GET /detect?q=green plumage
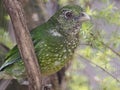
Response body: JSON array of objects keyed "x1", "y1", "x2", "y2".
[{"x1": 0, "y1": 5, "x2": 90, "y2": 79}]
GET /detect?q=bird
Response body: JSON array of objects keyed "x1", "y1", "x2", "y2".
[{"x1": 0, "y1": 5, "x2": 90, "y2": 79}]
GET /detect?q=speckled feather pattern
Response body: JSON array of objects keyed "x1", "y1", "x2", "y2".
[{"x1": 0, "y1": 5, "x2": 89, "y2": 78}]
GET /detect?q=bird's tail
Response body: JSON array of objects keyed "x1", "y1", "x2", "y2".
[
  {"x1": 0, "y1": 45, "x2": 21, "y2": 79},
  {"x1": 0, "y1": 45, "x2": 20, "y2": 71}
]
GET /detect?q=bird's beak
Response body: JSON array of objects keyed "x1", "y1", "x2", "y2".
[{"x1": 79, "y1": 12, "x2": 90, "y2": 22}]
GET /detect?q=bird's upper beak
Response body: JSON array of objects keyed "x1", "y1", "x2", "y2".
[{"x1": 79, "y1": 12, "x2": 90, "y2": 22}]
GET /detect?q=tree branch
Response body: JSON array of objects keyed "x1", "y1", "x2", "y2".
[{"x1": 3, "y1": 0, "x2": 42, "y2": 90}]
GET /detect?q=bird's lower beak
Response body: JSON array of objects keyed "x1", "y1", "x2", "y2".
[{"x1": 79, "y1": 12, "x2": 90, "y2": 22}]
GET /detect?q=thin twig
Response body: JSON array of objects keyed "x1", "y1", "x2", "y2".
[
  {"x1": 78, "y1": 54, "x2": 120, "y2": 82},
  {"x1": 102, "y1": 42, "x2": 120, "y2": 58},
  {"x1": 86, "y1": 31, "x2": 120, "y2": 58}
]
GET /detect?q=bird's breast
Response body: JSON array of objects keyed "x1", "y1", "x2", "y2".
[{"x1": 39, "y1": 36, "x2": 80, "y2": 76}]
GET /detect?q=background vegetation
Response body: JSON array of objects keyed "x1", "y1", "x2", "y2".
[{"x1": 0, "y1": 0, "x2": 120, "y2": 90}]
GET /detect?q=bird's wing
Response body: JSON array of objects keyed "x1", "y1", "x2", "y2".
[
  {"x1": 0, "y1": 23, "x2": 48, "y2": 71},
  {"x1": 0, "y1": 45, "x2": 20, "y2": 71}
]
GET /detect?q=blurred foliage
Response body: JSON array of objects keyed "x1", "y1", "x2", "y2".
[
  {"x1": 0, "y1": 1, "x2": 13, "y2": 66},
  {"x1": 0, "y1": 28, "x2": 13, "y2": 66},
  {"x1": 0, "y1": 0, "x2": 120, "y2": 90},
  {"x1": 0, "y1": 28, "x2": 13, "y2": 48},
  {"x1": 0, "y1": 0, "x2": 8, "y2": 30}
]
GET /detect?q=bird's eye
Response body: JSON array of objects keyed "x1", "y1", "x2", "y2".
[
  {"x1": 80, "y1": 12, "x2": 85, "y2": 17},
  {"x1": 65, "y1": 11, "x2": 73, "y2": 19}
]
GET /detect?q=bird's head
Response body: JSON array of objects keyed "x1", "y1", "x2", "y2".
[{"x1": 50, "y1": 5, "x2": 90, "y2": 37}]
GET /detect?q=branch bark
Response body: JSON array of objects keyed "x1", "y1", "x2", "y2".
[{"x1": 3, "y1": 0, "x2": 42, "y2": 90}]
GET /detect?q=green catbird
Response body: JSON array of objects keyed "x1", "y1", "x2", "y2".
[{"x1": 0, "y1": 5, "x2": 90, "y2": 79}]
